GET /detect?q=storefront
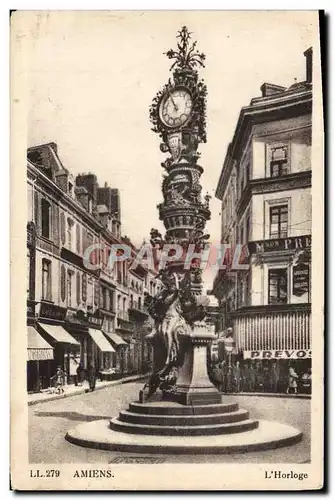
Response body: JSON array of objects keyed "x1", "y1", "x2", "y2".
[
  {"x1": 27, "y1": 325, "x2": 54, "y2": 392},
  {"x1": 36, "y1": 302, "x2": 80, "y2": 386},
  {"x1": 101, "y1": 331, "x2": 128, "y2": 375},
  {"x1": 242, "y1": 349, "x2": 311, "y2": 393}
]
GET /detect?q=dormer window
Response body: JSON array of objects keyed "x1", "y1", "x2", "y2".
[{"x1": 68, "y1": 182, "x2": 73, "y2": 197}]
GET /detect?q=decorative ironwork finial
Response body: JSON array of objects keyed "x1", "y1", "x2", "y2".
[{"x1": 164, "y1": 26, "x2": 206, "y2": 72}]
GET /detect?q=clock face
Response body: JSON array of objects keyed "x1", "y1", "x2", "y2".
[{"x1": 159, "y1": 87, "x2": 193, "y2": 128}]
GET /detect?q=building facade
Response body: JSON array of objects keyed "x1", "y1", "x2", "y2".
[
  {"x1": 27, "y1": 142, "x2": 156, "y2": 392},
  {"x1": 213, "y1": 49, "x2": 312, "y2": 377}
]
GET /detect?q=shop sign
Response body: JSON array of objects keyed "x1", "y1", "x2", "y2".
[
  {"x1": 244, "y1": 349, "x2": 311, "y2": 360},
  {"x1": 292, "y1": 264, "x2": 309, "y2": 297},
  {"x1": 87, "y1": 313, "x2": 104, "y2": 328},
  {"x1": 39, "y1": 302, "x2": 67, "y2": 322},
  {"x1": 249, "y1": 235, "x2": 311, "y2": 254}
]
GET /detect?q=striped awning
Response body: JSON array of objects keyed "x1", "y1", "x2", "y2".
[
  {"x1": 38, "y1": 323, "x2": 80, "y2": 346},
  {"x1": 88, "y1": 328, "x2": 115, "y2": 353},
  {"x1": 102, "y1": 331, "x2": 128, "y2": 347},
  {"x1": 27, "y1": 326, "x2": 54, "y2": 361}
]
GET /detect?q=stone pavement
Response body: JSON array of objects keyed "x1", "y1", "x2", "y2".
[
  {"x1": 28, "y1": 373, "x2": 148, "y2": 406},
  {"x1": 29, "y1": 382, "x2": 311, "y2": 463}
]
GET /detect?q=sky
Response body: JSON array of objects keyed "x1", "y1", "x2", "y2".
[{"x1": 25, "y1": 10, "x2": 317, "y2": 288}]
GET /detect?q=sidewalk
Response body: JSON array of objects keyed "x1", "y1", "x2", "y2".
[
  {"x1": 227, "y1": 391, "x2": 311, "y2": 399},
  {"x1": 28, "y1": 373, "x2": 148, "y2": 406}
]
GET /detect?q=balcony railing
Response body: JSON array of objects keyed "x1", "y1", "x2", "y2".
[
  {"x1": 230, "y1": 303, "x2": 311, "y2": 351},
  {"x1": 128, "y1": 301, "x2": 149, "y2": 318}
]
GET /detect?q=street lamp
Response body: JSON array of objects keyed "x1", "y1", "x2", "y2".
[{"x1": 224, "y1": 331, "x2": 235, "y2": 393}]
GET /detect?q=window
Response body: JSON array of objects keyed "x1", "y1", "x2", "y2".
[
  {"x1": 270, "y1": 205, "x2": 288, "y2": 239},
  {"x1": 240, "y1": 225, "x2": 244, "y2": 245},
  {"x1": 138, "y1": 297, "x2": 142, "y2": 310},
  {"x1": 67, "y1": 270, "x2": 73, "y2": 307},
  {"x1": 268, "y1": 268, "x2": 288, "y2": 304},
  {"x1": 269, "y1": 145, "x2": 289, "y2": 178},
  {"x1": 41, "y1": 199, "x2": 51, "y2": 239},
  {"x1": 68, "y1": 182, "x2": 73, "y2": 197},
  {"x1": 245, "y1": 213, "x2": 251, "y2": 242},
  {"x1": 109, "y1": 290, "x2": 114, "y2": 312},
  {"x1": 42, "y1": 259, "x2": 52, "y2": 301}
]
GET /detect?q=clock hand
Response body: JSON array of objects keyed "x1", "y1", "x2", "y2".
[{"x1": 168, "y1": 90, "x2": 178, "y2": 111}]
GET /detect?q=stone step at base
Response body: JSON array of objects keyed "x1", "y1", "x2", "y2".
[
  {"x1": 129, "y1": 401, "x2": 239, "y2": 416},
  {"x1": 109, "y1": 416, "x2": 259, "y2": 436},
  {"x1": 118, "y1": 408, "x2": 249, "y2": 426},
  {"x1": 66, "y1": 419, "x2": 303, "y2": 455}
]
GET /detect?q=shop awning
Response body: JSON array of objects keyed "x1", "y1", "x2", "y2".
[
  {"x1": 88, "y1": 328, "x2": 115, "y2": 353},
  {"x1": 27, "y1": 326, "x2": 54, "y2": 361},
  {"x1": 38, "y1": 323, "x2": 80, "y2": 346},
  {"x1": 102, "y1": 331, "x2": 128, "y2": 346}
]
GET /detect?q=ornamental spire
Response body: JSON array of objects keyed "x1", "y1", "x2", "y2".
[{"x1": 164, "y1": 26, "x2": 206, "y2": 72}]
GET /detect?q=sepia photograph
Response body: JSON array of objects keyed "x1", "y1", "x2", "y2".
[{"x1": 10, "y1": 9, "x2": 324, "y2": 490}]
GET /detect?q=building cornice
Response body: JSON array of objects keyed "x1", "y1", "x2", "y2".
[
  {"x1": 230, "y1": 303, "x2": 311, "y2": 317},
  {"x1": 215, "y1": 89, "x2": 312, "y2": 200},
  {"x1": 236, "y1": 170, "x2": 312, "y2": 218}
]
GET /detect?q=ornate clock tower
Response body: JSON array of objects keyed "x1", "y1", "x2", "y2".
[
  {"x1": 66, "y1": 27, "x2": 304, "y2": 455},
  {"x1": 149, "y1": 26, "x2": 211, "y2": 295}
]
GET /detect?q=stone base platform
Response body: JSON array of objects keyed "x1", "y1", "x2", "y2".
[
  {"x1": 65, "y1": 419, "x2": 302, "y2": 454},
  {"x1": 65, "y1": 400, "x2": 302, "y2": 454}
]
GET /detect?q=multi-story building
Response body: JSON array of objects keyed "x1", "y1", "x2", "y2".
[
  {"x1": 26, "y1": 142, "x2": 156, "y2": 392},
  {"x1": 213, "y1": 48, "x2": 312, "y2": 375}
]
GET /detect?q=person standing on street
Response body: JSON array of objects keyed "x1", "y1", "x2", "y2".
[
  {"x1": 76, "y1": 362, "x2": 84, "y2": 386},
  {"x1": 87, "y1": 362, "x2": 96, "y2": 392},
  {"x1": 233, "y1": 361, "x2": 241, "y2": 393},
  {"x1": 270, "y1": 361, "x2": 280, "y2": 393},
  {"x1": 287, "y1": 364, "x2": 298, "y2": 394},
  {"x1": 51, "y1": 366, "x2": 65, "y2": 394},
  {"x1": 248, "y1": 362, "x2": 256, "y2": 392}
]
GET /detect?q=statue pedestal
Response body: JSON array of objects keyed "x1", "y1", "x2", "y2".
[{"x1": 172, "y1": 323, "x2": 221, "y2": 406}]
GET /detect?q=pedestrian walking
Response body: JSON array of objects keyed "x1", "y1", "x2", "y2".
[
  {"x1": 248, "y1": 363, "x2": 256, "y2": 392},
  {"x1": 212, "y1": 362, "x2": 223, "y2": 391},
  {"x1": 51, "y1": 366, "x2": 65, "y2": 394},
  {"x1": 255, "y1": 362, "x2": 264, "y2": 392},
  {"x1": 270, "y1": 361, "x2": 280, "y2": 393},
  {"x1": 300, "y1": 367, "x2": 312, "y2": 394},
  {"x1": 233, "y1": 361, "x2": 241, "y2": 393},
  {"x1": 242, "y1": 362, "x2": 249, "y2": 392},
  {"x1": 76, "y1": 362, "x2": 84, "y2": 386},
  {"x1": 87, "y1": 362, "x2": 96, "y2": 392},
  {"x1": 263, "y1": 363, "x2": 270, "y2": 392},
  {"x1": 286, "y1": 364, "x2": 298, "y2": 394}
]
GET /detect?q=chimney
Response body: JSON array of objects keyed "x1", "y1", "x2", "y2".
[
  {"x1": 75, "y1": 174, "x2": 98, "y2": 204},
  {"x1": 97, "y1": 186, "x2": 121, "y2": 221},
  {"x1": 304, "y1": 47, "x2": 313, "y2": 83},
  {"x1": 260, "y1": 83, "x2": 286, "y2": 98}
]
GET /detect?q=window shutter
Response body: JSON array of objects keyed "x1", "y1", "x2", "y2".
[
  {"x1": 60, "y1": 212, "x2": 66, "y2": 245},
  {"x1": 52, "y1": 204, "x2": 59, "y2": 246},
  {"x1": 34, "y1": 191, "x2": 40, "y2": 235},
  {"x1": 76, "y1": 224, "x2": 81, "y2": 254},
  {"x1": 76, "y1": 272, "x2": 81, "y2": 305},
  {"x1": 60, "y1": 264, "x2": 66, "y2": 302},
  {"x1": 82, "y1": 227, "x2": 87, "y2": 255},
  {"x1": 82, "y1": 273, "x2": 87, "y2": 302}
]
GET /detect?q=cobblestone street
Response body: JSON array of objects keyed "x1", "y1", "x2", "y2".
[{"x1": 29, "y1": 381, "x2": 310, "y2": 464}]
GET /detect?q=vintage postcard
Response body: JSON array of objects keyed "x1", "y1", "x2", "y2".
[{"x1": 10, "y1": 10, "x2": 324, "y2": 491}]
